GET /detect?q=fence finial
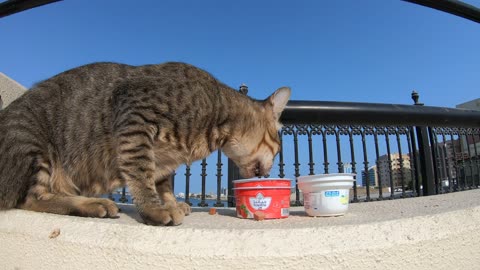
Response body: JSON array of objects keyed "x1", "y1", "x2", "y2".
[
  {"x1": 239, "y1": 84, "x2": 248, "y2": 95},
  {"x1": 411, "y1": 90, "x2": 424, "y2": 106}
]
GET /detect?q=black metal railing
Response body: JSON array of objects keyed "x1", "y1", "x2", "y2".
[
  {"x1": 247, "y1": 91, "x2": 479, "y2": 207},
  {"x1": 106, "y1": 87, "x2": 480, "y2": 208}
]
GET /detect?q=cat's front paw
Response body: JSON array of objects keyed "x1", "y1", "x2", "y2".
[
  {"x1": 177, "y1": 201, "x2": 191, "y2": 216},
  {"x1": 139, "y1": 202, "x2": 185, "y2": 226}
]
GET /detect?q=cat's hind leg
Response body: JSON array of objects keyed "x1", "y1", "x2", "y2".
[
  {"x1": 18, "y1": 193, "x2": 119, "y2": 218},
  {"x1": 17, "y1": 158, "x2": 119, "y2": 218}
]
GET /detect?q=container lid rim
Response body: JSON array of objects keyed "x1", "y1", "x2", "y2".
[
  {"x1": 233, "y1": 178, "x2": 292, "y2": 183},
  {"x1": 232, "y1": 186, "x2": 292, "y2": 190},
  {"x1": 297, "y1": 173, "x2": 356, "y2": 183}
]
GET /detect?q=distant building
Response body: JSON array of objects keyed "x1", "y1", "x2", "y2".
[
  {"x1": 342, "y1": 162, "x2": 353, "y2": 174},
  {"x1": 221, "y1": 187, "x2": 228, "y2": 197},
  {"x1": 0, "y1": 72, "x2": 27, "y2": 108},
  {"x1": 456, "y1": 98, "x2": 480, "y2": 158},
  {"x1": 432, "y1": 136, "x2": 478, "y2": 185},
  {"x1": 434, "y1": 139, "x2": 461, "y2": 180},
  {"x1": 454, "y1": 99, "x2": 480, "y2": 182},
  {"x1": 361, "y1": 165, "x2": 378, "y2": 187},
  {"x1": 456, "y1": 98, "x2": 480, "y2": 111},
  {"x1": 377, "y1": 153, "x2": 412, "y2": 188}
]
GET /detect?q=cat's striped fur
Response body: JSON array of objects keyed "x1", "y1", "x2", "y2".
[{"x1": 0, "y1": 62, "x2": 290, "y2": 225}]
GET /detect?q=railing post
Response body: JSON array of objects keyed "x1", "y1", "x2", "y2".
[
  {"x1": 227, "y1": 84, "x2": 249, "y2": 207},
  {"x1": 170, "y1": 171, "x2": 175, "y2": 192},
  {"x1": 198, "y1": 159, "x2": 208, "y2": 207},
  {"x1": 428, "y1": 127, "x2": 441, "y2": 193},
  {"x1": 409, "y1": 128, "x2": 421, "y2": 196},
  {"x1": 412, "y1": 91, "x2": 436, "y2": 196},
  {"x1": 215, "y1": 150, "x2": 225, "y2": 207},
  {"x1": 227, "y1": 159, "x2": 240, "y2": 207}
]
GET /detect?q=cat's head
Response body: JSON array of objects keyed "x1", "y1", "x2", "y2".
[{"x1": 222, "y1": 87, "x2": 291, "y2": 178}]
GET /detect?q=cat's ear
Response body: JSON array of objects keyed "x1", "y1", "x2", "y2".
[{"x1": 266, "y1": 87, "x2": 291, "y2": 120}]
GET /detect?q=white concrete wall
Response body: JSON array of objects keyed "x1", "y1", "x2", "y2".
[
  {"x1": 0, "y1": 72, "x2": 27, "y2": 108},
  {"x1": 1, "y1": 190, "x2": 480, "y2": 270}
]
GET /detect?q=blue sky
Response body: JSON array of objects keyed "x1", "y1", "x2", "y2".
[
  {"x1": 1, "y1": 0, "x2": 479, "y2": 194},
  {"x1": 1, "y1": 0, "x2": 478, "y2": 106}
]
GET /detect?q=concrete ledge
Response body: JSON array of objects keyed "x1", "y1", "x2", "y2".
[{"x1": 1, "y1": 190, "x2": 480, "y2": 269}]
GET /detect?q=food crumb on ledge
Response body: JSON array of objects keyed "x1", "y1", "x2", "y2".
[{"x1": 49, "y1": 228, "x2": 61, "y2": 239}]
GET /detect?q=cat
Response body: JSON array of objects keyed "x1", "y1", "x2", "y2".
[{"x1": 0, "y1": 62, "x2": 290, "y2": 226}]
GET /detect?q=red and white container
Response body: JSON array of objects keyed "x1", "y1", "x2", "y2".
[{"x1": 233, "y1": 178, "x2": 292, "y2": 219}]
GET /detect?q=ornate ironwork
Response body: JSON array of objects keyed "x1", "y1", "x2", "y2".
[
  {"x1": 120, "y1": 187, "x2": 128, "y2": 203},
  {"x1": 395, "y1": 131, "x2": 406, "y2": 198},
  {"x1": 278, "y1": 131, "x2": 285, "y2": 178},
  {"x1": 348, "y1": 126, "x2": 358, "y2": 202},
  {"x1": 214, "y1": 150, "x2": 224, "y2": 207},
  {"x1": 361, "y1": 128, "x2": 371, "y2": 201},
  {"x1": 334, "y1": 126, "x2": 344, "y2": 173},
  {"x1": 321, "y1": 127, "x2": 330, "y2": 174},
  {"x1": 384, "y1": 129, "x2": 395, "y2": 199},
  {"x1": 373, "y1": 128, "x2": 384, "y2": 200},
  {"x1": 292, "y1": 125, "x2": 301, "y2": 206},
  {"x1": 185, "y1": 165, "x2": 192, "y2": 206},
  {"x1": 198, "y1": 159, "x2": 208, "y2": 207}
]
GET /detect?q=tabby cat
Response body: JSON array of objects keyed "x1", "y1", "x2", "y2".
[{"x1": 0, "y1": 62, "x2": 290, "y2": 226}]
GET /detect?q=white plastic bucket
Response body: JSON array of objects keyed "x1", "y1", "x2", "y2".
[{"x1": 297, "y1": 173, "x2": 355, "y2": 217}]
